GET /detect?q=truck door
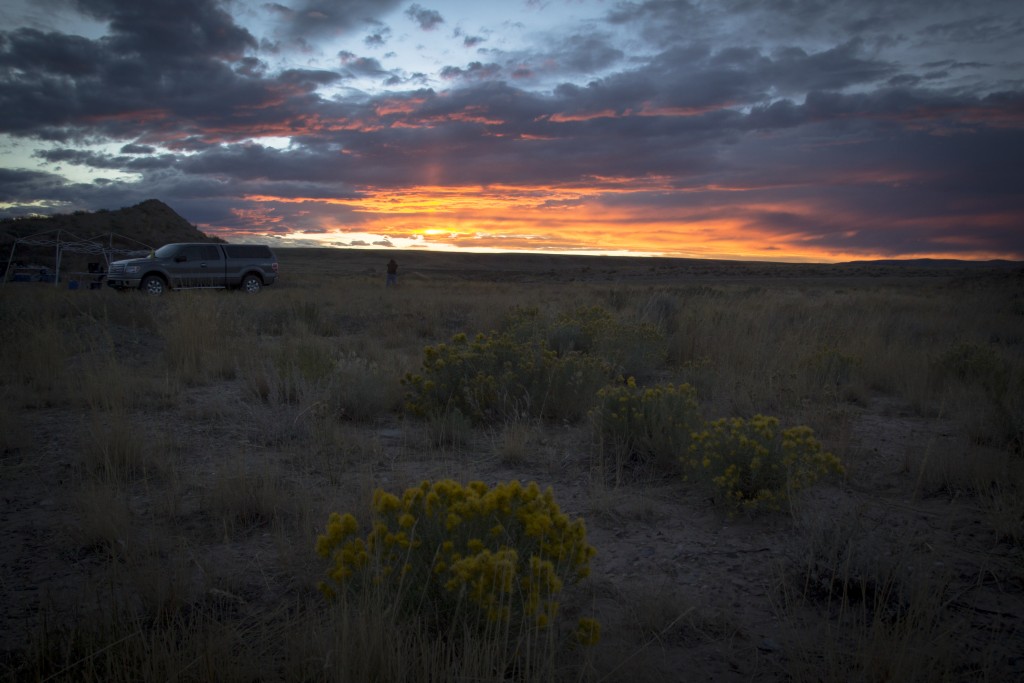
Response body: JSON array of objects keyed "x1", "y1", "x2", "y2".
[{"x1": 172, "y1": 245, "x2": 225, "y2": 287}]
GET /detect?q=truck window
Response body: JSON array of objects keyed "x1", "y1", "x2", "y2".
[
  {"x1": 201, "y1": 245, "x2": 222, "y2": 260},
  {"x1": 179, "y1": 245, "x2": 207, "y2": 261},
  {"x1": 224, "y1": 245, "x2": 271, "y2": 259}
]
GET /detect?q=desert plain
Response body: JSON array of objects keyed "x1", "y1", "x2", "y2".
[{"x1": 1, "y1": 247, "x2": 1022, "y2": 681}]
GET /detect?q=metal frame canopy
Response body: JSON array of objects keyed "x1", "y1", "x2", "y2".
[{"x1": 3, "y1": 228, "x2": 153, "y2": 286}]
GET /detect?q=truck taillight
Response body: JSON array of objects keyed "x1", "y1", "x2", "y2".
[{"x1": 272, "y1": 262, "x2": 279, "y2": 272}]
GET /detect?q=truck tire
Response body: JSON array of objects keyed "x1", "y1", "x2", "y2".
[
  {"x1": 141, "y1": 275, "x2": 166, "y2": 296},
  {"x1": 241, "y1": 274, "x2": 262, "y2": 293}
]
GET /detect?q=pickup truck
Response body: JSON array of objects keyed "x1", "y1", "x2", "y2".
[{"x1": 106, "y1": 243, "x2": 278, "y2": 295}]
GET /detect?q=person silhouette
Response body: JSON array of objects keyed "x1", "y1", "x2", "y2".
[{"x1": 386, "y1": 258, "x2": 398, "y2": 286}]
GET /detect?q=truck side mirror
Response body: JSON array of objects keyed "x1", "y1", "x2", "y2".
[{"x1": 175, "y1": 255, "x2": 187, "y2": 262}]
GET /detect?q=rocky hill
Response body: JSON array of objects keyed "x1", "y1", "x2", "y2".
[
  {"x1": 1, "y1": 200, "x2": 223, "y2": 272},
  {"x1": 1, "y1": 199, "x2": 220, "y2": 248}
]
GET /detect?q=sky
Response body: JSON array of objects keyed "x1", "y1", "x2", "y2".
[{"x1": 1, "y1": 0, "x2": 1023, "y2": 262}]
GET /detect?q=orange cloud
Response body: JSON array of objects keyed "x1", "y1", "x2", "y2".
[
  {"x1": 544, "y1": 110, "x2": 619, "y2": 123},
  {"x1": 200, "y1": 112, "x2": 382, "y2": 141},
  {"x1": 375, "y1": 98, "x2": 427, "y2": 117},
  {"x1": 636, "y1": 103, "x2": 734, "y2": 117},
  {"x1": 541, "y1": 103, "x2": 732, "y2": 124},
  {"x1": 240, "y1": 180, "x2": 834, "y2": 260},
  {"x1": 238, "y1": 176, "x2": 1020, "y2": 263}
]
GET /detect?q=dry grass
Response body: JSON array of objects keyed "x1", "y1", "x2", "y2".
[
  {"x1": 776, "y1": 504, "x2": 961, "y2": 682},
  {"x1": 1, "y1": 251, "x2": 1021, "y2": 681}
]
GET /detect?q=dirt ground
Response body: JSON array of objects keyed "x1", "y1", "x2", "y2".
[{"x1": 4, "y1": 387, "x2": 1022, "y2": 679}]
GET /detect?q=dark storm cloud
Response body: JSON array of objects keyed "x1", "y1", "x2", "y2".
[
  {"x1": 74, "y1": 0, "x2": 256, "y2": 61},
  {"x1": 0, "y1": 167, "x2": 70, "y2": 202},
  {"x1": 766, "y1": 40, "x2": 894, "y2": 93},
  {"x1": 177, "y1": 142, "x2": 356, "y2": 185},
  {"x1": 680, "y1": 115, "x2": 1024, "y2": 257},
  {"x1": 0, "y1": 2, "x2": 341, "y2": 142},
  {"x1": 0, "y1": 28, "x2": 102, "y2": 77},
  {"x1": 512, "y1": 37, "x2": 891, "y2": 124},
  {"x1": 0, "y1": 164, "x2": 142, "y2": 210},
  {"x1": 121, "y1": 143, "x2": 155, "y2": 154},
  {"x1": 36, "y1": 147, "x2": 177, "y2": 172}
]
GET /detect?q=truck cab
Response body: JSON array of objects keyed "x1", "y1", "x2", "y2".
[{"x1": 166, "y1": 244, "x2": 226, "y2": 288}]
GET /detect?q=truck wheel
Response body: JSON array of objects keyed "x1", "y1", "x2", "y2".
[
  {"x1": 241, "y1": 274, "x2": 262, "y2": 293},
  {"x1": 141, "y1": 275, "x2": 166, "y2": 296}
]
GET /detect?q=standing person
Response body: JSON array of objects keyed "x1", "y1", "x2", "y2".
[{"x1": 386, "y1": 258, "x2": 398, "y2": 287}]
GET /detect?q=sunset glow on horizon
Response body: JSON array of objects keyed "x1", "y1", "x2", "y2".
[
  {"x1": 2, "y1": 1, "x2": 1022, "y2": 263},
  {"x1": 231, "y1": 177, "x2": 1019, "y2": 263}
]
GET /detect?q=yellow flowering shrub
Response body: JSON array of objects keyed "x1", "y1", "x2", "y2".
[
  {"x1": 685, "y1": 415, "x2": 845, "y2": 514},
  {"x1": 537, "y1": 305, "x2": 667, "y2": 380},
  {"x1": 402, "y1": 330, "x2": 610, "y2": 423},
  {"x1": 592, "y1": 377, "x2": 702, "y2": 471},
  {"x1": 401, "y1": 305, "x2": 667, "y2": 425},
  {"x1": 317, "y1": 479, "x2": 599, "y2": 642}
]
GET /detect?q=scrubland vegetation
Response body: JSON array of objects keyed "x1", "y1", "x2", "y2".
[{"x1": 1, "y1": 252, "x2": 1022, "y2": 681}]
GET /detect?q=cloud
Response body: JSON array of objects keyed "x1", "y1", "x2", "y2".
[
  {"x1": 278, "y1": 68, "x2": 344, "y2": 87},
  {"x1": 269, "y1": 0, "x2": 405, "y2": 40},
  {"x1": 767, "y1": 40, "x2": 894, "y2": 93},
  {"x1": 0, "y1": 166, "x2": 69, "y2": 203},
  {"x1": 0, "y1": 0, "x2": 1021, "y2": 259},
  {"x1": 0, "y1": 11, "x2": 348, "y2": 144},
  {"x1": 338, "y1": 51, "x2": 390, "y2": 79},
  {"x1": 556, "y1": 34, "x2": 624, "y2": 73},
  {"x1": 364, "y1": 28, "x2": 391, "y2": 47},
  {"x1": 440, "y1": 61, "x2": 502, "y2": 81},
  {"x1": 405, "y1": 4, "x2": 444, "y2": 31},
  {"x1": 458, "y1": 31, "x2": 486, "y2": 48},
  {"x1": 0, "y1": 28, "x2": 102, "y2": 77},
  {"x1": 75, "y1": 0, "x2": 257, "y2": 62}
]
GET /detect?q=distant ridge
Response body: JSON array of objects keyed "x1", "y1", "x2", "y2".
[
  {"x1": 838, "y1": 258, "x2": 1021, "y2": 268},
  {"x1": 0, "y1": 199, "x2": 221, "y2": 252}
]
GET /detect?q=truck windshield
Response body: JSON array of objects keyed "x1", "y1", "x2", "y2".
[{"x1": 154, "y1": 245, "x2": 180, "y2": 258}]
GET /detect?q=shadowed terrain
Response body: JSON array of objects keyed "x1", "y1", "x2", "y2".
[{"x1": 1, "y1": 242, "x2": 1022, "y2": 681}]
